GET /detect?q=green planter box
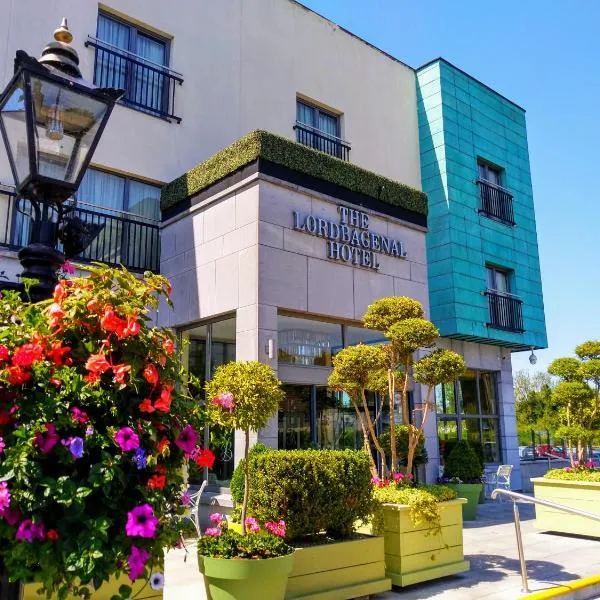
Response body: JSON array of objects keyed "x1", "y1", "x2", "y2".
[
  {"x1": 286, "y1": 535, "x2": 391, "y2": 599},
  {"x1": 532, "y1": 477, "x2": 600, "y2": 538},
  {"x1": 380, "y1": 499, "x2": 470, "y2": 587},
  {"x1": 23, "y1": 576, "x2": 163, "y2": 599},
  {"x1": 445, "y1": 483, "x2": 482, "y2": 521}
]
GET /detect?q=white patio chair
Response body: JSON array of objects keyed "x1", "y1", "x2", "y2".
[
  {"x1": 184, "y1": 480, "x2": 207, "y2": 538},
  {"x1": 487, "y1": 464, "x2": 513, "y2": 499}
]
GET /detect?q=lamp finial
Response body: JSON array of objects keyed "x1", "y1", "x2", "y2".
[
  {"x1": 53, "y1": 18, "x2": 73, "y2": 44},
  {"x1": 38, "y1": 17, "x2": 81, "y2": 78}
]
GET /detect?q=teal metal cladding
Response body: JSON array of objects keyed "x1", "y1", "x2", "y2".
[{"x1": 416, "y1": 59, "x2": 547, "y2": 350}]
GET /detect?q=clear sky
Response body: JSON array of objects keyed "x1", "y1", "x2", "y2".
[{"x1": 301, "y1": 0, "x2": 600, "y2": 377}]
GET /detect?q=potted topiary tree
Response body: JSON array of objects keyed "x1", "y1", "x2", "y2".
[
  {"x1": 199, "y1": 362, "x2": 294, "y2": 600},
  {"x1": 0, "y1": 265, "x2": 212, "y2": 599},
  {"x1": 441, "y1": 440, "x2": 484, "y2": 520}
]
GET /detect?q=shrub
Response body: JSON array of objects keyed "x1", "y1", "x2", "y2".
[
  {"x1": 378, "y1": 425, "x2": 428, "y2": 467},
  {"x1": 443, "y1": 440, "x2": 483, "y2": 482},
  {"x1": 546, "y1": 466, "x2": 600, "y2": 482},
  {"x1": 441, "y1": 439, "x2": 484, "y2": 470},
  {"x1": 242, "y1": 449, "x2": 373, "y2": 541}
]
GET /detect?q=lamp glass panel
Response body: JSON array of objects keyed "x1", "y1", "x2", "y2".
[
  {"x1": 0, "y1": 77, "x2": 30, "y2": 185},
  {"x1": 30, "y1": 75, "x2": 109, "y2": 184}
]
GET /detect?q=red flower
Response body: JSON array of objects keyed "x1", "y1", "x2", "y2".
[
  {"x1": 53, "y1": 283, "x2": 67, "y2": 304},
  {"x1": 143, "y1": 364, "x2": 159, "y2": 386},
  {"x1": 122, "y1": 316, "x2": 140, "y2": 337},
  {"x1": 163, "y1": 338, "x2": 175, "y2": 355},
  {"x1": 0, "y1": 345, "x2": 10, "y2": 361},
  {"x1": 154, "y1": 384, "x2": 173, "y2": 413},
  {"x1": 84, "y1": 373, "x2": 101, "y2": 385},
  {"x1": 86, "y1": 299, "x2": 99, "y2": 312},
  {"x1": 147, "y1": 474, "x2": 166, "y2": 490},
  {"x1": 194, "y1": 449, "x2": 216, "y2": 469},
  {"x1": 100, "y1": 308, "x2": 128, "y2": 337},
  {"x1": 47, "y1": 342, "x2": 71, "y2": 366},
  {"x1": 85, "y1": 354, "x2": 111, "y2": 374},
  {"x1": 46, "y1": 529, "x2": 59, "y2": 541},
  {"x1": 139, "y1": 398, "x2": 155, "y2": 413},
  {"x1": 47, "y1": 303, "x2": 65, "y2": 327},
  {"x1": 113, "y1": 363, "x2": 131, "y2": 385},
  {"x1": 7, "y1": 366, "x2": 31, "y2": 386},
  {"x1": 12, "y1": 343, "x2": 44, "y2": 368},
  {"x1": 157, "y1": 438, "x2": 170, "y2": 454},
  {"x1": 49, "y1": 378, "x2": 62, "y2": 388}
]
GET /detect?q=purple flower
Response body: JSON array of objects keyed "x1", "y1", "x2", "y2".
[
  {"x1": 115, "y1": 427, "x2": 140, "y2": 452},
  {"x1": 175, "y1": 425, "x2": 198, "y2": 455},
  {"x1": 0, "y1": 437, "x2": 5, "y2": 453},
  {"x1": 35, "y1": 423, "x2": 59, "y2": 454},
  {"x1": 15, "y1": 519, "x2": 45, "y2": 542},
  {"x1": 128, "y1": 545, "x2": 150, "y2": 581},
  {"x1": 150, "y1": 572, "x2": 165, "y2": 590},
  {"x1": 209, "y1": 512, "x2": 223, "y2": 523},
  {"x1": 69, "y1": 437, "x2": 84, "y2": 459},
  {"x1": 0, "y1": 482, "x2": 10, "y2": 512},
  {"x1": 181, "y1": 492, "x2": 191, "y2": 507},
  {"x1": 133, "y1": 448, "x2": 147, "y2": 470},
  {"x1": 204, "y1": 527, "x2": 222, "y2": 537},
  {"x1": 85, "y1": 426, "x2": 94, "y2": 436},
  {"x1": 125, "y1": 504, "x2": 159, "y2": 538}
]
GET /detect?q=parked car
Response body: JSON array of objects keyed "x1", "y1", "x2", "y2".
[
  {"x1": 537, "y1": 445, "x2": 567, "y2": 458},
  {"x1": 519, "y1": 446, "x2": 536, "y2": 461}
]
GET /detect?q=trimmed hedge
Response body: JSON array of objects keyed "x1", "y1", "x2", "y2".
[
  {"x1": 232, "y1": 448, "x2": 373, "y2": 541},
  {"x1": 443, "y1": 440, "x2": 483, "y2": 482},
  {"x1": 161, "y1": 130, "x2": 428, "y2": 216}
]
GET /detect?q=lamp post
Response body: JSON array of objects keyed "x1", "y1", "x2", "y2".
[{"x1": 0, "y1": 19, "x2": 123, "y2": 301}]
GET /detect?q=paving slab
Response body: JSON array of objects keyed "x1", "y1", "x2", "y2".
[{"x1": 163, "y1": 499, "x2": 600, "y2": 600}]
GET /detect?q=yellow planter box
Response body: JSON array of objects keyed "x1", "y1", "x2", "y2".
[
  {"x1": 22, "y1": 575, "x2": 163, "y2": 599},
  {"x1": 285, "y1": 535, "x2": 391, "y2": 600},
  {"x1": 379, "y1": 499, "x2": 470, "y2": 587},
  {"x1": 532, "y1": 477, "x2": 600, "y2": 538}
]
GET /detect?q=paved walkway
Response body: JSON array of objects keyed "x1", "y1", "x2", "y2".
[{"x1": 164, "y1": 499, "x2": 600, "y2": 600}]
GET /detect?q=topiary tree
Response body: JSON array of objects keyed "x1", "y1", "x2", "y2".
[
  {"x1": 443, "y1": 440, "x2": 483, "y2": 482},
  {"x1": 378, "y1": 424, "x2": 428, "y2": 468},
  {"x1": 205, "y1": 362, "x2": 284, "y2": 534},
  {"x1": 548, "y1": 341, "x2": 600, "y2": 464}
]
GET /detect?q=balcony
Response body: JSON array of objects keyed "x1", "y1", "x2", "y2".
[
  {"x1": 477, "y1": 180, "x2": 515, "y2": 225},
  {"x1": 293, "y1": 122, "x2": 351, "y2": 161},
  {"x1": 85, "y1": 36, "x2": 183, "y2": 123},
  {"x1": 486, "y1": 290, "x2": 524, "y2": 333},
  {"x1": 0, "y1": 190, "x2": 160, "y2": 273}
]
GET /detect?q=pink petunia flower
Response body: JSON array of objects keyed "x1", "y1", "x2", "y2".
[
  {"x1": 128, "y1": 545, "x2": 150, "y2": 581},
  {"x1": 180, "y1": 492, "x2": 191, "y2": 507},
  {"x1": 371, "y1": 476, "x2": 381, "y2": 485},
  {"x1": 0, "y1": 482, "x2": 10, "y2": 512},
  {"x1": 125, "y1": 504, "x2": 159, "y2": 538},
  {"x1": 244, "y1": 517, "x2": 260, "y2": 533},
  {"x1": 0, "y1": 436, "x2": 5, "y2": 453},
  {"x1": 393, "y1": 472, "x2": 404, "y2": 482},
  {"x1": 209, "y1": 513, "x2": 223, "y2": 523},
  {"x1": 70, "y1": 407, "x2": 89, "y2": 424},
  {"x1": 62, "y1": 261, "x2": 76, "y2": 274},
  {"x1": 212, "y1": 392, "x2": 234, "y2": 412},
  {"x1": 204, "y1": 527, "x2": 222, "y2": 537},
  {"x1": 114, "y1": 427, "x2": 140, "y2": 452},
  {"x1": 175, "y1": 425, "x2": 198, "y2": 455},
  {"x1": 34, "y1": 423, "x2": 59, "y2": 454},
  {"x1": 265, "y1": 520, "x2": 286, "y2": 538}
]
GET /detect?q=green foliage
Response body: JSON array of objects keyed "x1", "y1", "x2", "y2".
[
  {"x1": 161, "y1": 130, "x2": 428, "y2": 217},
  {"x1": 575, "y1": 341, "x2": 600, "y2": 360},
  {"x1": 378, "y1": 425, "x2": 428, "y2": 466},
  {"x1": 580, "y1": 359, "x2": 600, "y2": 383},
  {"x1": 0, "y1": 265, "x2": 205, "y2": 598},
  {"x1": 230, "y1": 442, "x2": 269, "y2": 505},
  {"x1": 548, "y1": 357, "x2": 581, "y2": 381},
  {"x1": 205, "y1": 361, "x2": 284, "y2": 433},
  {"x1": 545, "y1": 468, "x2": 600, "y2": 482},
  {"x1": 442, "y1": 441, "x2": 483, "y2": 482},
  {"x1": 197, "y1": 529, "x2": 293, "y2": 559},
  {"x1": 413, "y1": 349, "x2": 466, "y2": 387},
  {"x1": 516, "y1": 384, "x2": 557, "y2": 434},
  {"x1": 372, "y1": 484, "x2": 457, "y2": 535},
  {"x1": 513, "y1": 370, "x2": 553, "y2": 405},
  {"x1": 386, "y1": 318, "x2": 438, "y2": 356},
  {"x1": 328, "y1": 344, "x2": 388, "y2": 391},
  {"x1": 440, "y1": 439, "x2": 484, "y2": 470},
  {"x1": 239, "y1": 449, "x2": 373, "y2": 541},
  {"x1": 362, "y1": 297, "x2": 424, "y2": 332}
]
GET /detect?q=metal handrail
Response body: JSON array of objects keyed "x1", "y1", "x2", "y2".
[{"x1": 490, "y1": 488, "x2": 600, "y2": 593}]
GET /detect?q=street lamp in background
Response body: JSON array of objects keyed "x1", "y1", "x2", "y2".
[{"x1": 0, "y1": 19, "x2": 123, "y2": 300}]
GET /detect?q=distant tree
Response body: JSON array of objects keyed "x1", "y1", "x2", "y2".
[{"x1": 514, "y1": 369, "x2": 552, "y2": 405}]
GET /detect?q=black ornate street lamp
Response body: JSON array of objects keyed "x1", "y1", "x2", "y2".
[{"x1": 0, "y1": 19, "x2": 123, "y2": 300}]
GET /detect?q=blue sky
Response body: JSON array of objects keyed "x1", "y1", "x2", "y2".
[{"x1": 301, "y1": 0, "x2": 600, "y2": 376}]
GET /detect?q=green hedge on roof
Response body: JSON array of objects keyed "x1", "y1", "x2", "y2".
[{"x1": 160, "y1": 130, "x2": 428, "y2": 216}]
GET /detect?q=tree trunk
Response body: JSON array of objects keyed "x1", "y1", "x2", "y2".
[
  {"x1": 406, "y1": 392, "x2": 431, "y2": 476},
  {"x1": 350, "y1": 393, "x2": 378, "y2": 477},
  {"x1": 241, "y1": 429, "x2": 250, "y2": 535},
  {"x1": 360, "y1": 389, "x2": 387, "y2": 477},
  {"x1": 388, "y1": 369, "x2": 397, "y2": 474}
]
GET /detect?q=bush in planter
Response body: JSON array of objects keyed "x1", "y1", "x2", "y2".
[
  {"x1": 378, "y1": 425, "x2": 428, "y2": 469},
  {"x1": 545, "y1": 462, "x2": 600, "y2": 482},
  {"x1": 443, "y1": 441, "x2": 483, "y2": 482},
  {"x1": 237, "y1": 448, "x2": 374, "y2": 540},
  {"x1": 0, "y1": 266, "x2": 212, "y2": 599}
]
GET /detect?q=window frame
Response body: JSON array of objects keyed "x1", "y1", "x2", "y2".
[
  {"x1": 477, "y1": 160, "x2": 503, "y2": 188},
  {"x1": 486, "y1": 265, "x2": 513, "y2": 296},
  {"x1": 296, "y1": 99, "x2": 341, "y2": 139}
]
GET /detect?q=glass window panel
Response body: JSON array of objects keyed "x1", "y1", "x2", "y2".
[
  {"x1": 316, "y1": 387, "x2": 361, "y2": 450},
  {"x1": 488, "y1": 167, "x2": 500, "y2": 186},
  {"x1": 478, "y1": 163, "x2": 486, "y2": 180},
  {"x1": 436, "y1": 382, "x2": 456, "y2": 415},
  {"x1": 96, "y1": 14, "x2": 129, "y2": 90},
  {"x1": 279, "y1": 385, "x2": 312, "y2": 450},
  {"x1": 481, "y1": 418, "x2": 500, "y2": 463},
  {"x1": 458, "y1": 370, "x2": 478, "y2": 414},
  {"x1": 437, "y1": 419, "x2": 458, "y2": 465},
  {"x1": 461, "y1": 417, "x2": 481, "y2": 447},
  {"x1": 0, "y1": 79, "x2": 30, "y2": 185},
  {"x1": 296, "y1": 101, "x2": 316, "y2": 127},
  {"x1": 345, "y1": 325, "x2": 386, "y2": 347},
  {"x1": 133, "y1": 34, "x2": 167, "y2": 113},
  {"x1": 278, "y1": 315, "x2": 342, "y2": 367},
  {"x1": 210, "y1": 318, "x2": 236, "y2": 375},
  {"x1": 318, "y1": 111, "x2": 338, "y2": 137},
  {"x1": 479, "y1": 372, "x2": 497, "y2": 415}
]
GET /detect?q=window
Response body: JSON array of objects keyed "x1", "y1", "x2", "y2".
[
  {"x1": 437, "y1": 370, "x2": 500, "y2": 464},
  {"x1": 486, "y1": 265, "x2": 524, "y2": 332},
  {"x1": 294, "y1": 99, "x2": 350, "y2": 160},
  {"x1": 89, "y1": 12, "x2": 182, "y2": 121},
  {"x1": 477, "y1": 160, "x2": 514, "y2": 225},
  {"x1": 278, "y1": 316, "x2": 343, "y2": 367}
]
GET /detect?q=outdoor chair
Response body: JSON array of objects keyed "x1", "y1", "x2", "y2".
[
  {"x1": 485, "y1": 464, "x2": 513, "y2": 499},
  {"x1": 183, "y1": 480, "x2": 207, "y2": 537}
]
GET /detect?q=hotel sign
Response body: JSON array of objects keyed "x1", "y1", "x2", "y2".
[{"x1": 292, "y1": 205, "x2": 406, "y2": 271}]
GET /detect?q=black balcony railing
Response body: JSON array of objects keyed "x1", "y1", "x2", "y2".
[
  {"x1": 477, "y1": 180, "x2": 515, "y2": 225},
  {"x1": 294, "y1": 122, "x2": 351, "y2": 161},
  {"x1": 85, "y1": 37, "x2": 183, "y2": 123},
  {"x1": 486, "y1": 290, "x2": 524, "y2": 333},
  {"x1": 0, "y1": 190, "x2": 160, "y2": 273}
]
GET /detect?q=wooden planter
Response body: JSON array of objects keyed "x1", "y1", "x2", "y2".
[
  {"x1": 285, "y1": 535, "x2": 391, "y2": 600},
  {"x1": 22, "y1": 576, "x2": 163, "y2": 599},
  {"x1": 532, "y1": 477, "x2": 600, "y2": 538},
  {"x1": 380, "y1": 499, "x2": 470, "y2": 587}
]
